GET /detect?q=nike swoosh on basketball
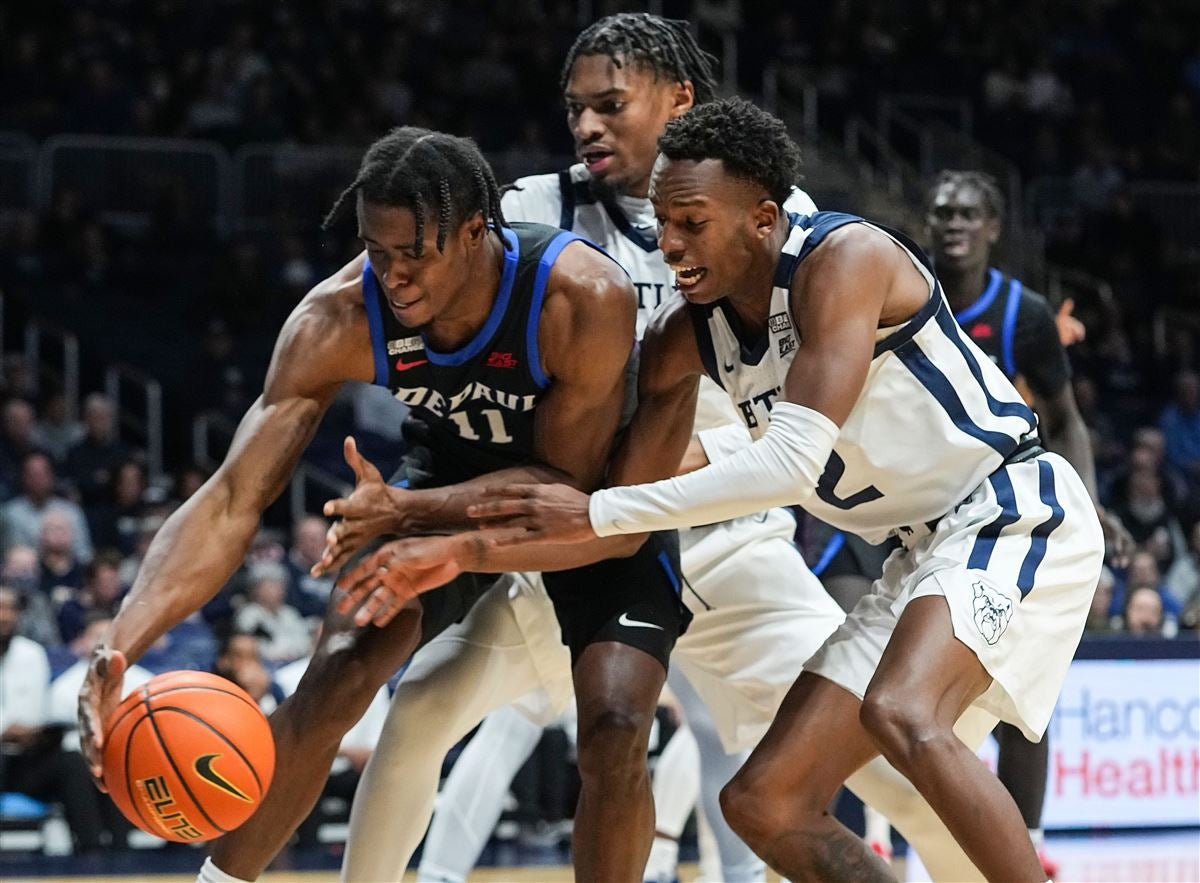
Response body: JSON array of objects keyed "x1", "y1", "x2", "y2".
[
  {"x1": 194, "y1": 753, "x2": 252, "y2": 802},
  {"x1": 395, "y1": 358, "x2": 429, "y2": 371},
  {"x1": 618, "y1": 612, "x2": 663, "y2": 631}
]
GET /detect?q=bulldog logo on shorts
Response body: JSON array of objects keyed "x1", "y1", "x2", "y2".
[{"x1": 972, "y1": 581, "x2": 1013, "y2": 645}]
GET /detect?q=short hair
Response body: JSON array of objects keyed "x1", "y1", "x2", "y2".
[
  {"x1": 657, "y1": 97, "x2": 802, "y2": 206},
  {"x1": 323, "y1": 127, "x2": 508, "y2": 256},
  {"x1": 927, "y1": 170, "x2": 1006, "y2": 222},
  {"x1": 562, "y1": 13, "x2": 719, "y2": 105}
]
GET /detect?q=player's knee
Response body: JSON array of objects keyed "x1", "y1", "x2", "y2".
[
  {"x1": 575, "y1": 707, "x2": 650, "y2": 789},
  {"x1": 285, "y1": 648, "x2": 388, "y2": 742},
  {"x1": 859, "y1": 687, "x2": 944, "y2": 772},
  {"x1": 721, "y1": 766, "x2": 815, "y2": 853}
]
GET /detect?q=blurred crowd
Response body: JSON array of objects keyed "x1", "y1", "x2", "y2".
[{"x1": 1, "y1": 0, "x2": 1198, "y2": 859}]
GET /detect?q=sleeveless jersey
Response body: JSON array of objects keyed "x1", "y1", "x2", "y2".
[
  {"x1": 690, "y1": 211, "x2": 1040, "y2": 544},
  {"x1": 362, "y1": 222, "x2": 602, "y2": 485},
  {"x1": 953, "y1": 267, "x2": 1071, "y2": 399},
  {"x1": 502, "y1": 163, "x2": 817, "y2": 433}
]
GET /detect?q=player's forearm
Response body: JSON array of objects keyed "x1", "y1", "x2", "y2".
[
  {"x1": 107, "y1": 484, "x2": 262, "y2": 662},
  {"x1": 399, "y1": 464, "x2": 576, "y2": 533},
  {"x1": 1045, "y1": 413, "x2": 1099, "y2": 502},
  {"x1": 590, "y1": 402, "x2": 837, "y2": 536},
  {"x1": 455, "y1": 530, "x2": 646, "y2": 572}
]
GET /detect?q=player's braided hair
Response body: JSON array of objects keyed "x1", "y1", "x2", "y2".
[
  {"x1": 657, "y1": 98, "x2": 802, "y2": 206},
  {"x1": 323, "y1": 127, "x2": 508, "y2": 255},
  {"x1": 927, "y1": 170, "x2": 1007, "y2": 222},
  {"x1": 561, "y1": 13, "x2": 719, "y2": 104}
]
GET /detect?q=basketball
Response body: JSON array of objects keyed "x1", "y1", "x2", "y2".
[{"x1": 101, "y1": 671, "x2": 275, "y2": 843}]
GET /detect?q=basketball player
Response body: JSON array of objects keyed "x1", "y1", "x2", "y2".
[
  {"x1": 927, "y1": 169, "x2": 1133, "y2": 878},
  {"x1": 346, "y1": 99, "x2": 1104, "y2": 882},
  {"x1": 328, "y1": 15, "x2": 990, "y2": 883},
  {"x1": 77, "y1": 128, "x2": 691, "y2": 883}
]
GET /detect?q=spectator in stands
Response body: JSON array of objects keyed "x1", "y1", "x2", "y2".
[
  {"x1": 276, "y1": 627, "x2": 389, "y2": 847},
  {"x1": 1, "y1": 450, "x2": 93, "y2": 561},
  {"x1": 0, "y1": 398, "x2": 39, "y2": 498},
  {"x1": 58, "y1": 551, "x2": 126, "y2": 645},
  {"x1": 34, "y1": 391, "x2": 85, "y2": 465},
  {"x1": 2, "y1": 544, "x2": 59, "y2": 648},
  {"x1": 173, "y1": 462, "x2": 212, "y2": 505},
  {"x1": 37, "y1": 509, "x2": 86, "y2": 599},
  {"x1": 1123, "y1": 586, "x2": 1166, "y2": 636},
  {"x1": 88, "y1": 459, "x2": 149, "y2": 557},
  {"x1": 234, "y1": 564, "x2": 310, "y2": 663},
  {"x1": 213, "y1": 630, "x2": 284, "y2": 714},
  {"x1": 1110, "y1": 463, "x2": 1187, "y2": 568},
  {"x1": 0, "y1": 585, "x2": 115, "y2": 851},
  {"x1": 284, "y1": 515, "x2": 335, "y2": 618},
  {"x1": 65, "y1": 394, "x2": 130, "y2": 508},
  {"x1": 1112, "y1": 549, "x2": 1182, "y2": 628},
  {"x1": 1165, "y1": 521, "x2": 1200, "y2": 613},
  {"x1": 1159, "y1": 369, "x2": 1200, "y2": 488}
]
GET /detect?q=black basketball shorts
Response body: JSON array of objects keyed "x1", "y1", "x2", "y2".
[{"x1": 541, "y1": 530, "x2": 691, "y2": 670}]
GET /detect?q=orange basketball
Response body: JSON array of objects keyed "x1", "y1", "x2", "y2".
[{"x1": 102, "y1": 670, "x2": 275, "y2": 842}]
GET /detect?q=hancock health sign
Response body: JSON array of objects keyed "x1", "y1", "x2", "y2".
[{"x1": 1037, "y1": 658, "x2": 1199, "y2": 829}]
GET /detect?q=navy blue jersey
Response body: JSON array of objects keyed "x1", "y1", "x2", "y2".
[
  {"x1": 362, "y1": 222, "x2": 608, "y2": 485},
  {"x1": 953, "y1": 267, "x2": 1070, "y2": 400}
]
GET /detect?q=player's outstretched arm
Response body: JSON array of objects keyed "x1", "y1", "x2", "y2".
[
  {"x1": 79, "y1": 264, "x2": 374, "y2": 783},
  {"x1": 472, "y1": 226, "x2": 909, "y2": 540}
]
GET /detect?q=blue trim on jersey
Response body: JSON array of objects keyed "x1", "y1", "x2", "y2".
[
  {"x1": 601, "y1": 201, "x2": 657, "y2": 253},
  {"x1": 425, "y1": 227, "x2": 521, "y2": 367},
  {"x1": 772, "y1": 212, "x2": 806, "y2": 288},
  {"x1": 361, "y1": 261, "x2": 390, "y2": 386},
  {"x1": 811, "y1": 530, "x2": 846, "y2": 578},
  {"x1": 967, "y1": 468, "x2": 1021, "y2": 571},
  {"x1": 557, "y1": 170, "x2": 576, "y2": 231},
  {"x1": 896, "y1": 340, "x2": 1022, "y2": 457},
  {"x1": 933, "y1": 306, "x2": 1037, "y2": 428},
  {"x1": 389, "y1": 478, "x2": 410, "y2": 489},
  {"x1": 1000, "y1": 278, "x2": 1023, "y2": 379},
  {"x1": 873, "y1": 288, "x2": 944, "y2": 357},
  {"x1": 526, "y1": 231, "x2": 593, "y2": 389},
  {"x1": 657, "y1": 549, "x2": 682, "y2": 595},
  {"x1": 1017, "y1": 459, "x2": 1064, "y2": 597},
  {"x1": 953, "y1": 268, "x2": 1003, "y2": 325}
]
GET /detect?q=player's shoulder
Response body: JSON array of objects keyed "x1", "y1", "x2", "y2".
[
  {"x1": 276, "y1": 254, "x2": 371, "y2": 363},
  {"x1": 546, "y1": 237, "x2": 634, "y2": 312},
  {"x1": 503, "y1": 165, "x2": 587, "y2": 225}
]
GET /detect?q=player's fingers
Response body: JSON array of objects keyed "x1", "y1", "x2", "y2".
[
  {"x1": 344, "y1": 436, "x2": 367, "y2": 482},
  {"x1": 1058, "y1": 297, "x2": 1075, "y2": 317},
  {"x1": 479, "y1": 483, "x2": 536, "y2": 499},
  {"x1": 354, "y1": 579, "x2": 391, "y2": 627},
  {"x1": 324, "y1": 498, "x2": 348, "y2": 519}
]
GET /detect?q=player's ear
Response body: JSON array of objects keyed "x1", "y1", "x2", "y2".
[
  {"x1": 462, "y1": 211, "x2": 488, "y2": 248},
  {"x1": 753, "y1": 198, "x2": 781, "y2": 239},
  {"x1": 668, "y1": 80, "x2": 695, "y2": 119},
  {"x1": 984, "y1": 214, "x2": 1002, "y2": 246}
]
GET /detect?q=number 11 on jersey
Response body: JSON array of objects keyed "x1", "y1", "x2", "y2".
[{"x1": 448, "y1": 409, "x2": 514, "y2": 444}]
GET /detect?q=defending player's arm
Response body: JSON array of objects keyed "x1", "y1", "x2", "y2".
[
  {"x1": 469, "y1": 225, "x2": 907, "y2": 541},
  {"x1": 329, "y1": 297, "x2": 706, "y2": 624},
  {"x1": 1014, "y1": 293, "x2": 1132, "y2": 560},
  {"x1": 79, "y1": 264, "x2": 374, "y2": 781}
]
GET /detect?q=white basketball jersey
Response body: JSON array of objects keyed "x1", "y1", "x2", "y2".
[
  {"x1": 692, "y1": 211, "x2": 1039, "y2": 544},
  {"x1": 502, "y1": 163, "x2": 818, "y2": 432}
]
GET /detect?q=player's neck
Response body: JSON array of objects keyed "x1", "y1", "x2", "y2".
[
  {"x1": 937, "y1": 261, "x2": 991, "y2": 313},
  {"x1": 725, "y1": 227, "x2": 789, "y2": 328},
  {"x1": 424, "y1": 231, "x2": 505, "y2": 350}
]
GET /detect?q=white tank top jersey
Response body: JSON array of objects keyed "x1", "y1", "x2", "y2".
[
  {"x1": 690, "y1": 211, "x2": 1040, "y2": 544},
  {"x1": 501, "y1": 162, "x2": 818, "y2": 434}
]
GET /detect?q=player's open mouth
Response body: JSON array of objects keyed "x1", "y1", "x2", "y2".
[
  {"x1": 670, "y1": 264, "x2": 707, "y2": 290},
  {"x1": 389, "y1": 297, "x2": 421, "y2": 312},
  {"x1": 580, "y1": 148, "x2": 614, "y2": 172}
]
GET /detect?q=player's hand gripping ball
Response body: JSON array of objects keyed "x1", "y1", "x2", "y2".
[{"x1": 101, "y1": 671, "x2": 275, "y2": 842}]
